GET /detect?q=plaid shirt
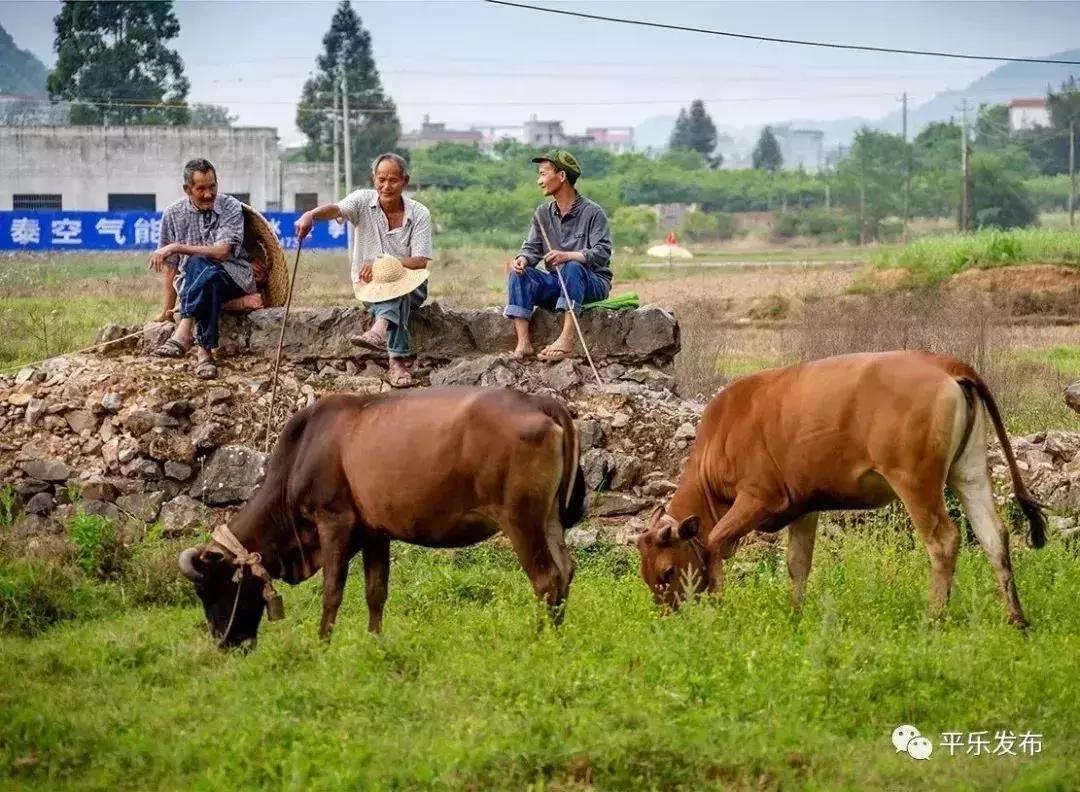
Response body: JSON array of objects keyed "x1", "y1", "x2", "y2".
[{"x1": 160, "y1": 194, "x2": 256, "y2": 294}]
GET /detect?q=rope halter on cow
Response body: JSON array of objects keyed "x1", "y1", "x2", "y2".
[{"x1": 211, "y1": 525, "x2": 286, "y2": 646}]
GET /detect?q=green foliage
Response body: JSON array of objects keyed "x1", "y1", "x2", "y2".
[
  {"x1": 47, "y1": 0, "x2": 190, "y2": 125},
  {"x1": 1025, "y1": 174, "x2": 1072, "y2": 211},
  {"x1": 678, "y1": 210, "x2": 735, "y2": 241},
  {"x1": 752, "y1": 126, "x2": 783, "y2": 171},
  {"x1": 0, "y1": 485, "x2": 16, "y2": 530},
  {"x1": 835, "y1": 128, "x2": 908, "y2": 237},
  {"x1": 610, "y1": 206, "x2": 658, "y2": 251},
  {"x1": 67, "y1": 512, "x2": 122, "y2": 578},
  {"x1": 969, "y1": 151, "x2": 1038, "y2": 229},
  {"x1": 1, "y1": 535, "x2": 1079, "y2": 788},
  {"x1": 1023, "y1": 77, "x2": 1080, "y2": 175},
  {"x1": 295, "y1": 0, "x2": 400, "y2": 180},
  {"x1": 188, "y1": 103, "x2": 236, "y2": 127},
  {"x1": 0, "y1": 559, "x2": 89, "y2": 636},
  {"x1": 668, "y1": 100, "x2": 719, "y2": 160}
]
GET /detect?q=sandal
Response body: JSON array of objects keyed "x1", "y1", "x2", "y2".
[
  {"x1": 152, "y1": 337, "x2": 190, "y2": 358},
  {"x1": 386, "y1": 367, "x2": 414, "y2": 389},
  {"x1": 537, "y1": 345, "x2": 576, "y2": 363},
  {"x1": 351, "y1": 327, "x2": 388, "y2": 354},
  {"x1": 508, "y1": 348, "x2": 536, "y2": 361},
  {"x1": 194, "y1": 360, "x2": 219, "y2": 380}
]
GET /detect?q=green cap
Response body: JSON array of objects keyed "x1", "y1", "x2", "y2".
[{"x1": 531, "y1": 149, "x2": 582, "y2": 178}]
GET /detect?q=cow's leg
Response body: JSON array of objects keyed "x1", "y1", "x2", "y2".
[
  {"x1": 947, "y1": 425, "x2": 1028, "y2": 628},
  {"x1": 786, "y1": 513, "x2": 819, "y2": 611},
  {"x1": 314, "y1": 511, "x2": 355, "y2": 641},
  {"x1": 703, "y1": 495, "x2": 775, "y2": 595},
  {"x1": 892, "y1": 484, "x2": 960, "y2": 623},
  {"x1": 504, "y1": 506, "x2": 570, "y2": 625},
  {"x1": 362, "y1": 535, "x2": 391, "y2": 634}
]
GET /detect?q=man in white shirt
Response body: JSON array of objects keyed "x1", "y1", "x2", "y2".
[{"x1": 296, "y1": 153, "x2": 432, "y2": 388}]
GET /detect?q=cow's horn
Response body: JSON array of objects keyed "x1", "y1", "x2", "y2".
[{"x1": 178, "y1": 547, "x2": 203, "y2": 582}]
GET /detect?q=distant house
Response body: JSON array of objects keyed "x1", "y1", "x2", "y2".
[
  {"x1": 1008, "y1": 98, "x2": 1050, "y2": 131},
  {"x1": 772, "y1": 125, "x2": 825, "y2": 173},
  {"x1": 399, "y1": 115, "x2": 483, "y2": 150},
  {"x1": 523, "y1": 116, "x2": 567, "y2": 147},
  {"x1": 585, "y1": 127, "x2": 634, "y2": 154}
]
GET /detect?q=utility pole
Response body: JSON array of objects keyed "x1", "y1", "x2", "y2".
[
  {"x1": 960, "y1": 99, "x2": 971, "y2": 233},
  {"x1": 340, "y1": 48, "x2": 354, "y2": 252},
  {"x1": 901, "y1": 92, "x2": 910, "y2": 242},
  {"x1": 332, "y1": 89, "x2": 340, "y2": 200},
  {"x1": 1070, "y1": 120, "x2": 1076, "y2": 228}
]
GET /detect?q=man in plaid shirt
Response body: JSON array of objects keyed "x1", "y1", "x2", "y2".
[{"x1": 149, "y1": 158, "x2": 256, "y2": 379}]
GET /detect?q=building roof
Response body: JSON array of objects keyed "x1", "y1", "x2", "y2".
[{"x1": 1008, "y1": 98, "x2": 1047, "y2": 109}]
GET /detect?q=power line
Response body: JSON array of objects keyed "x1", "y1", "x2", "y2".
[
  {"x1": 485, "y1": 0, "x2": 1080, "y2": 65},
  {"x1": 3, "y1": 90, "x2": 930, "y2": 113}
]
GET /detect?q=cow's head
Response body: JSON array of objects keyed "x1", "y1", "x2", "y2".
[
  {"x1": 178, "y1": 545, "x2": 266, "y2": 649},
  {"x1": 636, "y1": 505, "x2": 708, "y2": 610}
]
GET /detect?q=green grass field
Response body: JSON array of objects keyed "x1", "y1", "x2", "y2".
[{"x1": 1, "y1": 531, "x2": 1078, "y2": 790}]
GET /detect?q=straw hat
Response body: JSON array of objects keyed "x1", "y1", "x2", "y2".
[
  {"x1": 352, "y1": 254, "x2": 429, "y2": 303},
  {"x1": 240, "y1": 204, "x2": 289, "y2": 308}
]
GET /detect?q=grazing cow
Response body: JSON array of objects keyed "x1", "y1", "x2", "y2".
[
  {"x1": 178, "y1": 388, "x2": 585, "y2": 648},
  {"x1": 637, "y1": 351, "x2": 1046, "y2": 628}
]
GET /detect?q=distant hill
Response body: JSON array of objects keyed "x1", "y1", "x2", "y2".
[
  {"x1": 0, "y1": 22, "x2": 47, "y2": 96},
  {"x1": 634, "y1": 48, "x2": 1080, "y2": 153}
]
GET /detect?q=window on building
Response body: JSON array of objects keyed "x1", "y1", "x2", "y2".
[
  {"x1": 107, "y1": 193, "x2": 156, "y2": 211},
  {"x1": 265, "y1": 201, "x2": 281, "y2": 212},
  {"x1": 13, "y1": 194, "x2": 62, "y2": 210},
  {"x1": 294, "y1": 192, "x2": 318, "y2": 212},
  {"x1": 228, "y1": 193, "x2": 251, "y2": 206}
]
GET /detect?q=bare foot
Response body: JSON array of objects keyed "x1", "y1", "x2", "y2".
[
  {"x1": 387, "y1": 359, "x2": 414, "y2": 388},
  {"x1": 538, "y1": 339, "x2": 576, "y2": 362},
  {"x1": 510, "y1": 343, "x2": 535, "y2": 360}
]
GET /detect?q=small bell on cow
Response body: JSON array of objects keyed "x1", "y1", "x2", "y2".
[{"x1": 264, "y1": 587, "x2": 285, "y2": 621}]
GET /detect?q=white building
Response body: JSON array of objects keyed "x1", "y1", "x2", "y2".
[
  {"x1": 772, "y1": 126, "x2": 825, "y2": 173},
  {"x1": 0, "y1": 125, "x2": 333, "y2": 212},
  {"x1": 1008, "y1": 98, "x2": 1050, "y2": 131}
]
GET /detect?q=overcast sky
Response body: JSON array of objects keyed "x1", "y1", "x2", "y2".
[{"x1": 3, "y1": 0, "x2": 1079, "y2": 145}]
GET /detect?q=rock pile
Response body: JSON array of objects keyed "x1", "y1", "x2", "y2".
[{"x1": 2, "y1": 304, "x2": 1078, "y2": 550}]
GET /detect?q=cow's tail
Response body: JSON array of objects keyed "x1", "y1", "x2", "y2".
[
  {"x1": 539, "y1": 397, "x2": 587, "y2": 530},
  {"x1": 949, "y1": 362, "x2": 1046, "y2": 549}
]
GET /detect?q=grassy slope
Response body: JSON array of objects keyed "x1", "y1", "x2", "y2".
[{"x1": 1, "y1": 537, "x2": 1077, "y2": 791}]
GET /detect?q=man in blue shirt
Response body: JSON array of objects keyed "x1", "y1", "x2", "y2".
[{"x1": 504, "y1": 150, "x2": 613, "y2": 361}]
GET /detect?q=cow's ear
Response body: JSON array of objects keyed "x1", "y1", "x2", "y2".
[{"x1": 677, "y1": 516, "x2": 700, "y2": 540}]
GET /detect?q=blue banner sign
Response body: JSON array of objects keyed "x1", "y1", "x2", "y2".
[{"x1": 0, "y1": 211, "x2": 348, "y2": 251}]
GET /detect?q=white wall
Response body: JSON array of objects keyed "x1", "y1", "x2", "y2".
[{"x1": 0, "y1": 126, "x2": 283, "y2": 211}]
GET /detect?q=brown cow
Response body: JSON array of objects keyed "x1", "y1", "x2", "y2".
[
  {"x1": 178, "y1": 388, "x2": 585, "y2": 648},
  {"x1": 637, "y1": 351, "x2": 1046, "y2": 628}
]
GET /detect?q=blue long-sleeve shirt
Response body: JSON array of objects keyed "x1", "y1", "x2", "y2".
[{"x1": 519, "y1": 193, "x2": 613, "y2": 284}]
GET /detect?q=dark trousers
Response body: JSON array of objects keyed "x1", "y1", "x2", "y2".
[{"x1": 179, "y1": 256, "x2": 245, "y2": 350}]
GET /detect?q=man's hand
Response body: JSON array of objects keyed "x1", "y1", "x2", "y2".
[
  {"x1": 358, "y1": 259, "x2": 374, "y2": 283},
  {"x1": 543, "y1": 250, "x2": 580, "y2": 267},
  {"x1": 148, "y1": 243, "x2": 176, "y2": 272},
  {"x1": 510, "y1": 256, "x2": 527, "y2": 276},
  {"x1": 294, "y1": 212, "x2": 314, "y2": 241}
]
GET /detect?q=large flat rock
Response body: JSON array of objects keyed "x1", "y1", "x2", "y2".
[{"x1": 143, "y1": 302, "x2": 680, "y2": 365}]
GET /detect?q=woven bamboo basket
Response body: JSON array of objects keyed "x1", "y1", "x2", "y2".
[{"x1": 241, "y1": 204, "x2": 289, "y2": 308}]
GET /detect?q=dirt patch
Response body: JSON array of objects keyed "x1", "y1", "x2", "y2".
[
  {"x1": 632, "y1": 265, "x2": 859, "y2": 321},
  {"x1": 944, "y1": 265, "x2": 1080, "y2": 320}
]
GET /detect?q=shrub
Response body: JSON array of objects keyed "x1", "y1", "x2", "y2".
[
  {"x1": 68, "y1": 511, "x2": 125, "y2": 578},
  {"x1": 677, "y1": 210, "x2": 735, "y2": 242},
  {"x1": 610, "y1": 206, "x2": 659, "y2": 251},
  {"x1": 0, "y1": 559, "x2": 86, "y2": 636}
]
